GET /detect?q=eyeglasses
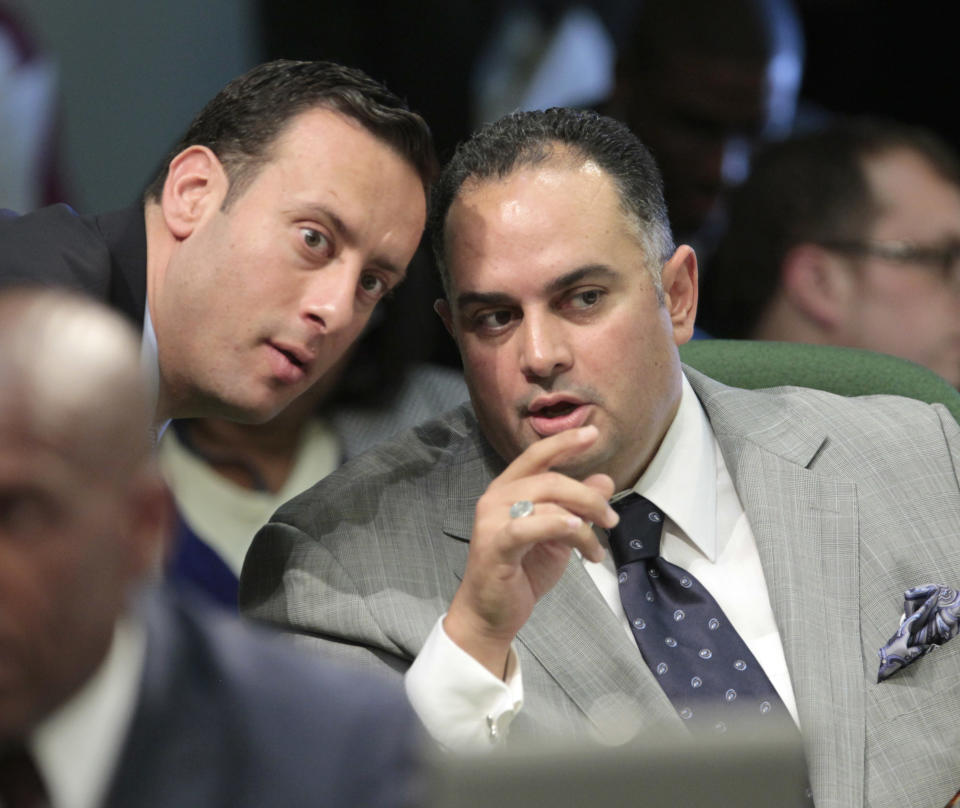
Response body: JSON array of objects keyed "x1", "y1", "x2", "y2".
[{"x1": 817, "y1": 238, "x2": 960, "y2": 287}]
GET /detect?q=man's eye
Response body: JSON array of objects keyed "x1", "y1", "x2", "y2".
[
  {"x1": 476, "y1": 310, "x2": 514, "y2": 330},
  {"x1": 0, "y1": 492, "x2": 52, "y2": 537},
  {"x1": 360, "y1": 273, "x2": 387, "y2": 299},
  {"x1": 301, "y1": 228, "x2": 331, "y2": 252},
  {"x1": 569, "y1": 289, "x2": 603, "y2": 309}
]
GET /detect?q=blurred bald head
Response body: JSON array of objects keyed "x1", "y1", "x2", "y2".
[
  {"x1": 0, "y1": 289, "x2": 169, "y2": 739},
  {"x1": 0, "y1": 288, "x2": 152, "y2": 482}
]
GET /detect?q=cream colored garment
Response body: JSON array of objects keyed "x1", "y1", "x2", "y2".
[{"x1": 158, "y1": 419, "x2": 340, "y2": 574}]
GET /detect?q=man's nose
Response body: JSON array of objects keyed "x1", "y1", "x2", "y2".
[
  {"x1": 301, "y1": 261, "x2": 358, "y2": 336},
  {"x1": 519, "y1": 313, "x2": 573, "y2": 380}
]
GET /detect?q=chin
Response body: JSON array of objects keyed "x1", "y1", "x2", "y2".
[
  {"x1": 543, "y1": 447, "x2": 600, "y2": 482},
  {"x1": 205, "y1": 392, "x2": 287, "y2": 425},
  {"x1": 242, "y1": 399, "x2": 291, "y2": 424}
]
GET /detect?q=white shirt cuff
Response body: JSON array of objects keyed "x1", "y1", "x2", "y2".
[{"x1": 404, "y1": 614, "x2": 523, "y2": 749}]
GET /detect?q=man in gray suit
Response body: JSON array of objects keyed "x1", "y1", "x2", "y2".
[
  {"x1": 241, "y1": 109, "x2": 960, "y2": 807},
  {"x1": 0, "y1": 288, "x2": 421, "y2": 807}
]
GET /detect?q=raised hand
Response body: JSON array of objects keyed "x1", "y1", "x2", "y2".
[{"x1": 444, "y1": 426, "x2": 618, "y2": 677}]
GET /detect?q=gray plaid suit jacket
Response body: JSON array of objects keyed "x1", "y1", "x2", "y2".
[{"x1": 240, "y1": 368, "x2": 960, "y2": 808}]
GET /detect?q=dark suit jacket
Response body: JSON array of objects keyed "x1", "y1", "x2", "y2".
[
  {"x1": 240, "y1": 369, "x2": 960, "y2": 808},
  {"x1": 104, "y1": 586, "x2": 422, "y2": 808},
  {"x1": 0, "y1": 204, "x2": 146, "y2": 328}
]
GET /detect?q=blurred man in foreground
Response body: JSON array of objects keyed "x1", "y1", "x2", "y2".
[{"x1": 0, "y1": 288, "x2": 421, "y2": 807}]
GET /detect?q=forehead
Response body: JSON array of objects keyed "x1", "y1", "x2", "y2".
[
  {"x1": 864, "y1": 148, "x2": 960, "y2": 240},
  {"x1": 0, "y1": 406, "x2": 73, "y2": 486},
  {"x1": 254, "y1": 106, "x2": 423, "y2": 201},
  {"x1": 232, "y1": 105, "x2": 426, "y2": 264},
  {"x1": 275, "y1": 105, "x2": 373, "y2": 149},
  {"x1": 445, "y1": 158, "x2": 644, "y2": 292}
]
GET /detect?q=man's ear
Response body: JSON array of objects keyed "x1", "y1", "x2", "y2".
[
  {"x1": 160, "y1": 146, "x2": 228, "y2": 240},
  {"x1": 780, "y1": 244, "x2": 854, "y2": 330},
  {"x1": 434, "y1": 298, "x2": 457, "y2": 340},
  {"x1": 660, "y1": 245, "x2": 698, "y2": 346},
  {"x1": 124, "y1": 470, "x2": 175, "y2": 576}
]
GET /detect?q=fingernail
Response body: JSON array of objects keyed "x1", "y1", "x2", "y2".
[
  {"x1": 566, "y1": 515, "x2": 583, "y2": 529},
  {"x1": 605, "y1": 506, "x2": 619, "y2": 525}
]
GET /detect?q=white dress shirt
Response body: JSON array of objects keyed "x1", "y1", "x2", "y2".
[
  {"x1": 31, "y1": 615, "x2": 146, "y2": 808},
  {"x1": 405, "y1": 374, "x2": 798, "y2": 748}
]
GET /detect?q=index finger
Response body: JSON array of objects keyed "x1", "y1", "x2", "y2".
[{"x1": 498, "y1": 425, "x2": 600, "y2": 484}]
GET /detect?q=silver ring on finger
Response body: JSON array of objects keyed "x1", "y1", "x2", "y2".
[{"x1": 509, "y1": 500, "x2": 535, "y2": 519}]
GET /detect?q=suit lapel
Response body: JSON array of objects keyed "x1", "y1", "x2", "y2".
[
  {"x1": 514, "y1": 556, "x2": 681, "y2": 740},
  {"x1": 106, "y1": 588, "x2": 235, "y2": 807},
  {"x1": 691, "y1": 369, "x2": 865, "y2": 807}
]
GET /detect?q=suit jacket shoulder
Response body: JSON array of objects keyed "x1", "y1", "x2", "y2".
[
  {"x1": 330, "y1": 363, "x2": 469, "y2": 461},
  {"x1": 106, "y1": 587, "x2": 421, "y2": 808},
  {"x1": 240, "y1": 403, "x2": 498, "y2": 670},
  {"x1": 0, "y1": 204, "x2": 147, "y2": 326}
]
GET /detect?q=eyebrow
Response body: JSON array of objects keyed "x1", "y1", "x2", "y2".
[
  {"x1": 455, "y1": 264, "x2": 619, "y2": 310},
  {"x1": 299, "y1": 204, "x2": 406, "y2": 278}
]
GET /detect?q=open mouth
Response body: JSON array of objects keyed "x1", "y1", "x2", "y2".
[
  {"x1": 526, "y1": 396, "x2": 591, "y2": 437},
  {"x1": 534, "y1": 401, "x2": 578, "y2": 418},
  {"x1": 266, "y1": 342, "x2": 311, "y2": 385},
  {"x1": 277, "y1": 347, "x2": 305, "y2": 369}
]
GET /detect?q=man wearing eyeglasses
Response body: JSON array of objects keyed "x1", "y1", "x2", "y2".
[{"x1": 699, "y1": 117, "x2": 960, "y2": 388}]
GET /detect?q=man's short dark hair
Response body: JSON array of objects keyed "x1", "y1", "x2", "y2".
[
  {"x1": 429, "y1": 108, "x2": 674, "y2": 297},
  {"x1": 699, "y1": 117, "x2": 960, "y2": 338},
  {"x1": 144, "y1": 59, "x2": 436, "y2": 207}
]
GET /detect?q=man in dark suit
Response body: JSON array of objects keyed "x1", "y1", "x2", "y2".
[
  {"x1": 0, "y1": 288, "x2": 422, "y2": 807},
  {"x1": 0, "y1": 59, "x2": 434, "y2": 426},
  {"x1": 241, "y1": 109, "x2": 960, "y2": 807}
]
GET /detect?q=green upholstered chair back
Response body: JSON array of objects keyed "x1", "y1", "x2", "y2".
[{"x1": 679, "y1": 340, "x2": 960, "y2": 425}]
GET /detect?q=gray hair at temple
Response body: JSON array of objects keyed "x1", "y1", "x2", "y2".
[
  {"x1": 429, "y1": 108, "x2": 675, "y2": 302},
  {"x1": 0, "y1": 288, "x2": 153, "y2": 481}
]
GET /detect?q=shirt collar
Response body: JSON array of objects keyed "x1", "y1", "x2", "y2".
[
  {"x1": 31, "y1": 614, "x2": 146, "y2": 808},
  {"x1": 141, "y1": 304, "x2": 169, "y2": 441},
  {"x1": 629, "y1": 372, "x2": 719, "y2": 562}
]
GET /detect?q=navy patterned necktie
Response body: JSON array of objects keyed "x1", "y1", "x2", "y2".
[
  {"x1": 0, "y1": 744, "x2": 49, "y2": 808},
  {"x1": 608, "y1": 492, "x2": 794, "y2": 735}
]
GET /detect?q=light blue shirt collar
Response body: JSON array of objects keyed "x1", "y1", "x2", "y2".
[{"x1": 141, "y1": 303, "x2": 169, "y2": 441}]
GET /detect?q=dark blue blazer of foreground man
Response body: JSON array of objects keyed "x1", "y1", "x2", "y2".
[{"x1": 103, "y1": 587, "x2": 422, "y2": 808}]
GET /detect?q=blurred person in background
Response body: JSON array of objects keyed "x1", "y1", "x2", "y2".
[
  {"x1": 602, "y1": 0, "x2": 804, "y2": 252},
  {"x1": 698, "y1": 118, "x2": 960, "y2": 388},
  {"x1": 0, "y1": 3, "x2": 67, "y2": 210}
]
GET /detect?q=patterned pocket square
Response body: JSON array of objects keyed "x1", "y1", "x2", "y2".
[{"x1": 877, "y1": 584, "x2": 960, "y2": 683}]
